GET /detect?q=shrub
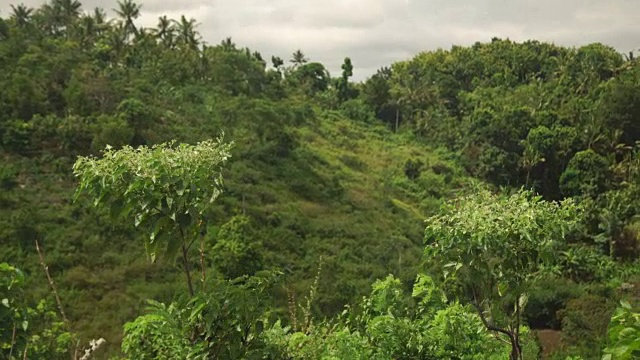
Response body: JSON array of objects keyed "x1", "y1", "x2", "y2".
[
  {"x1": 525, "y1": 277, "x2": 583, "y2": 329},
  {"x1": 558, "y1": 293, "x2": 616, "y2": 356}
]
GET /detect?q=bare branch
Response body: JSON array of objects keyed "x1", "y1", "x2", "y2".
[{"x1": 35, "y1": 239, "x2": 69, "y2": 324}]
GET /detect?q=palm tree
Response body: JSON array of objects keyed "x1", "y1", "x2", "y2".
[
  {"x1": 290, "y1": 49, "x2": 308, "y2": 68},
  {"x1": 36, "y1": 2, "x2": 63, "y2": 35},
  {"x1": 173, "y1": 15, "x2": 199, "y2": 51},
  {"x1": 78, "y1": 13, "x2": 96, "y2": 43},
  {"x1": 105, "y1": 25, "x2": 127, "y2": 61},
  {"x1": 93, "y1": 7, "x2": 107, "y2": 25},
  {"x1": 114, "y1": 0, "x2": 141, "y2": 39},
  {"x1": 154, "y1": 15, "x2": 175, "y2": 47},
  {"x1": 56, "y1": 0, "x2": 81, "y2": 23},
  {"x1": 90, "y1": 7, "x2": 109, "y2": 37},
  {"x1": 10, "y1": 4, "x2": 33, "y2": 28}
]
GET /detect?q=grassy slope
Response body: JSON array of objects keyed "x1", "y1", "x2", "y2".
[{"x1": 0, "y1": 107, "x2": 469, "y2": 355}]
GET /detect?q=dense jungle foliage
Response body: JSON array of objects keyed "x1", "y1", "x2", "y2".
[{"x1": 0, "y1": 1, "x2": 639, "y2": 359}]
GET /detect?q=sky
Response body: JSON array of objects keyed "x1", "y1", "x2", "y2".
[{"x1": 1, "y1": 0, "x2": 639, "y2": 80}]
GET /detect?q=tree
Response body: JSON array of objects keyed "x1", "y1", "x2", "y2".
[
  {"x1": 290, "y1": 49, "x2": 308, "y2": 67},
  {"x1": 174, "y1": 15, "x2": 199, "y2": 51},
  {"x1": 288, "y1": 62, "x2": 329, "y2": 96},
  {"x1": 424, "y1": 187, "x2": 581, "y2": 360},
  {"x1": 114, "y1": 0, "x2": 141, "y2": 38},
  {"x1": 9, "y1": 4, "x2": 33, "y2": 28},
  {"x1": 271, "y1": 56, "x2": 284, "y2": 71},
  {"x1": 361, "y1": 67, "x2": 396, "y2": 124},
  {"x1": 0, "y1": 18, "x2": 9, "y2": 40},
  {"x1": 220, "y1": 37, "x2": 235, "y2": 52},
  {"x1": 154, "y1": 15, "x2": 174, "y2": 47},
  {"x1": 337, "y1": 57, "x2": 355, "y2": 102},
  {"x1": 73, "y1": 138, "x2": 233, "y2": 297},
  {"x1": 560, "y1": 149, "x2": 611, "y2": 198},
  {"x1": 56, "y1": 0, "x2": 81, "y2": 28},
  {"x1": 93, "y1": 7, "x2": 107, "y2": 25}
]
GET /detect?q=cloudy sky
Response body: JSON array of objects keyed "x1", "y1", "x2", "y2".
[{"x1": 2, "y1": 0, "x2": 639, "y2": 80}]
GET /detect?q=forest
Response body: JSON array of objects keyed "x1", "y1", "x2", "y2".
[{"x1": 0, "y1": 0, "x2": 639, "y2": 359}]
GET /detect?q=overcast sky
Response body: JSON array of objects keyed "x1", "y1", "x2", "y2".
[{"x1": 2, "y1": 0, "x2": 639, "y2": 80}]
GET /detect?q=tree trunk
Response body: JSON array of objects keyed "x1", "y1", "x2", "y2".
[
  {"x1": 179, "y1": 227, "x2": 195, "y2": 297},
  {"x1": 509, "y1": 335, "x2": 522, "y2": 360}
]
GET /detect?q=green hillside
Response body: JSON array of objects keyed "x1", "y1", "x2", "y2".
[{"x1": 1, "y1": 107, "x2": 467, "y2": 355}]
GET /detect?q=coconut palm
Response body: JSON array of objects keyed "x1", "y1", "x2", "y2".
[
  {"x1": 173, "y1": 15, "x2": 199, "y2": 51},
  {"x1": 290, "y1": 49, "x2": 308, "y2": 67},
  {"x1": 154, "y1": 15, "x2": 175, "y2": 47},
  {"x1": 56, "y1": 0, "x2": 82, "y2": 22},
  {"x1": 10, "y1": 4, "x2": 33, "y2": 28},
  {"x1": 114, "y1": 0, "x2": 141, "y2": 38}
]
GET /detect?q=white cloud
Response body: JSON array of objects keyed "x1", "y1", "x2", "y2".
[{"x1": 1, "y1": 0, "x2": 638, "y2": 80}]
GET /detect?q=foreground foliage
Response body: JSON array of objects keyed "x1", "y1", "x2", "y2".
[{"x1": 425, "y1": 188, "x2": 581, "y2": 359}]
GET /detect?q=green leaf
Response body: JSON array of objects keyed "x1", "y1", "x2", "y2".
[
  {"x1": 21, "y1": 320, "x2": 28, "y2": 331},
  {"x1": 519, "y1": 293, "x2": 529, "y2": 310},
  {"x1": 166, "y1": 196, "x2": 173, "y2": 210},
  {"x1": 498, "y1": 283, "x2": 508, "y2": 297},
  {"x1": 618, "y1": 327, "x2": 638, "y2": 340},
  {"x1": 177, "y1": 213, "x2": 192, "y2": 229},
  {"x1": 1, "y1": 298, "x2": 9, "y2": 308},
  {"x1": 165, "y1": 237, "x2": 182, "y2": 261}
]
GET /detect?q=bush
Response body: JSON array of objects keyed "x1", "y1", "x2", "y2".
[
  {"x1": 525, "y1": 277, "x2": 583, "y2": 329},
  {"x1": 0, "y1": 163, "x2": 18, "y2": 190},
  {"x1": 1, "y1": 120, "x2": 32, "y2": 154},
  {"x1": 560, "y1": 149, "x2": 611, "y2": 198},
  {"x1": 209, "y1": 215, "x2": 264, "y2": 279},
  {"x1": 558, "y1": 293, "x2": 616, "y2": 356},
  {"x1": 559, "y1": 245, "x2": 616, "y2": 282},
  {"x1": 91, "y1": 114, "x2": 134, "y2": 152},
  {"x1": 339, "y1": 99, "x2": 375, "y2": 123}
]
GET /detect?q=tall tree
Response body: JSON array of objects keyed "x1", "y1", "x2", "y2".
[
  {"x1": 290, "y1": 49, "x2": 308, "y2": 67},
  {"x1": 174, "y1": 15, "x2": 199, "y2": 51},
  {"x1": 56, "y1": 0, "x2": 81, "y2": 25},
  {"x1": 271, "y1": 56, "x2": 284, "y2": 71},
  {"x1": 9, "y1": 4, "x2": 33, "y2": 28},
  {"x1": 154, "y1": 15, "x2": 174, "y2": 47},
  {"x1": 93, "y1": 7, "x2": 107, "y2": 25},
  {"x1": 337, "y1": 57, "x2": 355, "y2": 102},
  {"x1": 114, "y1": 0, "x2": 141, "y2": 38}
]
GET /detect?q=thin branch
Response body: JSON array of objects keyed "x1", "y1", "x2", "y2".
[
  {"x1": 199, "y1": 222, "x2": 206, "y2": 291},
  {"x1": 35, "y1": 239, "x2": 69, "y2": 323},
  {"x1": 9, "y1": 323, "x2": 16, "y2": 359},
  {"x1": 22, "y1": 342, "x2": 28, "y2": 360},
  {"x1": 186, "y1": 236, "x2": 198, "y2": 252},
  {"x1": 470, "y1": 301, "x2": 512, "y2": 338},
  {"x1": 179, "y1": 227, "x2": 195, "y2": 297}
]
